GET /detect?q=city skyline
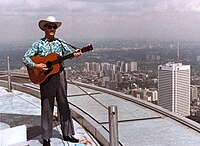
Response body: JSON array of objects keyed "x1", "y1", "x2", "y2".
[{"x1": 1, "y1": 0, "x2": 200, "y2": 44}]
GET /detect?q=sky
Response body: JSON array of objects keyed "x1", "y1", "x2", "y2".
[{"x1": 1, "y1": 0, "x2": 200, "y2": 44}]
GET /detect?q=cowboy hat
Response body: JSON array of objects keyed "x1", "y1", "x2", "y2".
[{"x1": 38, "y1": 16, "x2": 62, "y2": 31}]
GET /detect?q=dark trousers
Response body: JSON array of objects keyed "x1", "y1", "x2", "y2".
[{"x1": 40, "y1": 70, "x2": 75, "y2": 139}]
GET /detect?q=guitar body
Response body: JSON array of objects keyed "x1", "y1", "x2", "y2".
[
  {"x1": 27, "y1": 53, "x2": 62, "y2": 84},
  {"x1": 27, "y1": 44, "x2": 93, "y2": 84}
]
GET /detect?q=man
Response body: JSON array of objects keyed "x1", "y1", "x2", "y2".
[{"x1": 22, "y1": 16, "x2": 81, "y2": 146}]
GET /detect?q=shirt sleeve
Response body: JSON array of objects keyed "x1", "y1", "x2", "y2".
[{"x1": 22, "y1": 41, "x2": 39, "y2": 68}]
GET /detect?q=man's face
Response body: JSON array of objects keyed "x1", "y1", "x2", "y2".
[{"x1": 44, "y1": 23, "x2": 57, "y2": 37}]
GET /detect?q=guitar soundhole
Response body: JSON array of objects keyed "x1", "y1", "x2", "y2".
[
  {"x1": 44, "y1": 68, "x2": 53, "y2": 75},
  {"x1": 46, "y1": 61, "x2": 52, "y2": 68},
  {"x1": 44, "y1": 61, "x2": 53, "y2": 75}
]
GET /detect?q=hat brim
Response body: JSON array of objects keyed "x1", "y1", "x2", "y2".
[{"x1": 38, "y1": 20, "x2": 62, "y2": 31}]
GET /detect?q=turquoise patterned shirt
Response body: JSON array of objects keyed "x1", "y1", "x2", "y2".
[{"x1": 22, "y1": 37, "x2": 72, "y2": 68}]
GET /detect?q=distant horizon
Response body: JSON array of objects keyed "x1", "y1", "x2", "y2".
[
  {"x1": 2, "y1": 37, "x2": 200, "y2": 52},
  {"x1": 1, "y1": 1, "x2": 200, "y2": 44},
  {"x1": 3, "y1": 37, "x2": 200, "y2": 45}
]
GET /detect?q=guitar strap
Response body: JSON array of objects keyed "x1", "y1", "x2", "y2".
[
  {"x1": 56, "y1": 38, "x2": 66, "y2": 56},
  {"x1": 40, "y1": 37, "x2": 79, "y2": 55},
  {"x1": 55, "y1": 38, "x2": 78, "y2": 71},
  {"x1": 55, "y1": 38, "x2": 80, "y2": 52}
]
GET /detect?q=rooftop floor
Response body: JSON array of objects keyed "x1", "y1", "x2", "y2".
[
  {"x1": 1, "y1": 79, "x2": 200, "y2": 145},
  {"x1": 0, "y1": 86, "x2": 98, "y2": 146},
  {"x1": 67, "y1": 83, "x2": 200, "y2": 146}
]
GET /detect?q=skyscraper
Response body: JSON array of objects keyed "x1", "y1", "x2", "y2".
[
  {"x1": 158, "y1": 62, "x2": 190, "y2": 116},
  {"x1": 130, "y1": 62, "x2": 137, "y2": 72}
]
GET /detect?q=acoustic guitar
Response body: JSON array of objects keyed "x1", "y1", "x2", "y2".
[{"x1": 27, "y1": 44, "x2": 93, "y2": 84}]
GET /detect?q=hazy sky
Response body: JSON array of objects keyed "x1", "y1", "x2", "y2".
[{"x1": 1, "y1": 0, "x2": 200, "y2": 43}]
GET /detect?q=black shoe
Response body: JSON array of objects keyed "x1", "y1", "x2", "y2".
[
  {"x1": 43, "y1": 139, "x2": 51, "y2": 146},
  {"x1": 63, "y1": 135, "x2": 79, "y2": 143}
]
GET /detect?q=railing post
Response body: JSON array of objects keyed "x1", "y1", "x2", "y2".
[
  {"x1": 7, "y1": 56, "x2": 11, "y2": 92},
  {"x1": 108, "y1": 105, "x2": 119, "y2": 146}
]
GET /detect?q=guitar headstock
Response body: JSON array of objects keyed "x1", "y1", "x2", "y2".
[{"x1": 80, "y1": 44, "x2": 93, "y2": 53}]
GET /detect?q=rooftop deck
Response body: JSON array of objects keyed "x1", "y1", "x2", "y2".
[
  {"x1": 1, "y1": 76, "x2": 200, "y2": 145},
  {"x1": 0, "y1": 85, "x2": 99, "y2": 146}
]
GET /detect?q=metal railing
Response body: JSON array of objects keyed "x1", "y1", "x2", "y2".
[
  {"x1": 7, "y1": 56, "x2": 11, "y2": 92},
  {"x1": 109, "y1": 105, "x2": 119, "y2": 146}
]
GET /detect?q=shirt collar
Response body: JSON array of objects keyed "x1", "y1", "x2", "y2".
[{"x1": 41, "y1": 37, "x2": 57, "y2": 42}]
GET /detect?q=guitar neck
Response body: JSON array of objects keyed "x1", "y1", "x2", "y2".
[
  {"x1": 53, "y1": 53, "x2": 74, "y2": 65},
  {"x1": 52, "y1": 44, "x2": 93, "y2": 65}
]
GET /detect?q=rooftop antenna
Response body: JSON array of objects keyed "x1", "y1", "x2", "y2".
[{"x1": 177, "y1": 42, "x2": 180, "y2": 61}]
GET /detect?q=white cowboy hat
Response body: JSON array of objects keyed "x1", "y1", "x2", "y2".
[{"x1": 38, "y1": 16, "x2": 62, "y2": 31}]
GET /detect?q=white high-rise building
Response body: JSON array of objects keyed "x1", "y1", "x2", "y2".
[
  {"x1": 130, "y1": 62, "x2": 137, "y2": 72},
  {"x1": 94, "y1": 63, "x2": 101, "y2": 73},
  {"x1": 85, "y1": 62, "x2": 90, "y2": 71},
  {"x1": 158, "y1": 62, "x2": 190, "y2": 116},
  {"x1": 125, "y1": 63, "x2": 129, "y2": 72},
  {"x1": 110, "y1": 64, "x2": 116, "y2": 74}
]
